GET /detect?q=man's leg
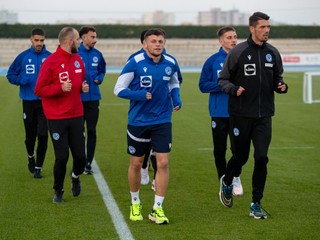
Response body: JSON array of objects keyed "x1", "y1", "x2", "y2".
[
  {"x1": 128, "y1": 155, "x2": 144, "y2": 221},
  {"x1": 35, "y1": 102, "x2": 48, "y2": 176},
  {"x1": 251, "y1": 117, "x2": 272, "y2": 203},
  {"x1": 83, "y1": 101, "x2": 99, "y2": 174},
  {"x1": 211, "y1": 117, "x2": 229, "y2": 180},
  {"x1": 23, "y1": 101, "x2": 37, "y2": 173}
]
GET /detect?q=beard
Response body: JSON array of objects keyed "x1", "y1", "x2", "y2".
[{"x1": 71, "y1": 42, "x2": 78, "y2": 53}]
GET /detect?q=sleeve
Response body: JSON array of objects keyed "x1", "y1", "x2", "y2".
[
  {"x1": 199, "y1": 56, "x2": 222, "y2": 93},
  {"x1": 6, "y1": 53, "x2": 28, "y2": 86},
  {"x1": 114, "y1": 61, "x2": 148, "y2": 101},
  {"x1": 34, "y1": 61, "x2": 64, "y2": 98},
  {"x1": 95, "y1": 53, "x2": 106, "y2": 84},
  {"x1": 218, "y1": 52, "x2": 238, "y2": 96},
  {"x1": 169, "y1": 69, "x2": 182, "y2": 107},
  {"x1": 175, "y1": 60, "x2": 183, "y2": 84},
  {"x1": 272, "y1": 49, "x2": 288, "y2": 94}
]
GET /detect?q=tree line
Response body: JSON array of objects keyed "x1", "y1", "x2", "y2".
[{"x1": 0, "y1": 24, "x2": 319, "y2": 39}]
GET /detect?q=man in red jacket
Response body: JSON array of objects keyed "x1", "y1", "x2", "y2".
[{"x1": 35, "y1": 27, "x2": 89, "y2": 203}]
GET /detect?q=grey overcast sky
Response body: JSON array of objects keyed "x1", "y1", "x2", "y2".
[{"x1": 1, "y1": 0, "x2": 319, "y2": 25}]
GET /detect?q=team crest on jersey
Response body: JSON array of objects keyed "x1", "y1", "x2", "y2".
[
  {"x1": 74, "y1": 60, "x2": 80, "y2": 68},
  {"x1": 244, "y1": 64, "x2": 256, "y2": 76},
  {"x1": 140, "y1": 76, "x2": 152, "y2": 88},
  {"x1": 26, "y1": 64, "x2": 35, "y2": 74},
  {"x1": 143, "y1": 67, "x2": 147, "y2": 72},
  {"x1": 93, "y1": 56, "x2": 98, "y2": 63},
  {"x1": 41, "y1": 58, "x2": 47, "y2": 63},
  {"x1": 52, "y1": 133, "x2": 60, "y2": 141},
  {"x1": 165, "y1": 66, "x2": 172, "y2": 75},
  {"x1": 212, "y1": 120, "x2": 216, "y2": 129},
  {"x1": 266, "y1": 54, "x2": 272, "y2": 62}
]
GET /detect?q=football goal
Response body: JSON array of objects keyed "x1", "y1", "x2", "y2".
[{"x1": 303, "y1": 72, "x2": 320, "y2": 104}]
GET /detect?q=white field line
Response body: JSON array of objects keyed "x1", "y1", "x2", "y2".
[
  {"x1": 197, "y1": 146, "x2": 315, "y2": 151},
  {"x1": 91, "y1": 159, "x2": 134, "y2": 240}
]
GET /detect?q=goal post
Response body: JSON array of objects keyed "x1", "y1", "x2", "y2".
[{"x1": 303, "y1": 72, "x2": 320, "y2": 104}]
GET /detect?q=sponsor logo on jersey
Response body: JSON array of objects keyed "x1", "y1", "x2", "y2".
[
  {"x1": 26, "y1": 64, "x2": 35, "y2": 74},
  {"x1": 265, "y1": 63, "x2": 273, "y2": 67},
  {"x1": 59, "y1": 71, "x2": 69, "y2": 83},
  {"x1": 244, "y1": 64, "x2": 256, "y2": 76},
  {"x1": 140, "y1": 76, "x2": 152, "y2": 87}
]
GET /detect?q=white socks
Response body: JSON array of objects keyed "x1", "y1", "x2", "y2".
[
  {"x1": 153, "y1": 195, "x2": 164, "y2": 210},
  {"x1": 130, "y1": 191, "x2": 140, "y2": 204}
]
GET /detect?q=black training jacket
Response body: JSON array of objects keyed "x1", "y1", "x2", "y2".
[{"x1": 218, "y1": 35, "x2": 288, "y2": 118}]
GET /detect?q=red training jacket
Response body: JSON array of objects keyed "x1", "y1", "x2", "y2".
[{"x1": 35, "y1": 46, "x2": 86, "y2": 120}]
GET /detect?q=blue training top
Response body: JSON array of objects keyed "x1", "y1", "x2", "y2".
[
  {"x1": 78, "y1": 42, "x2": 106, "y2": 101},
  {"x1": 7, "y1": 45, "x2": 51, "y2": 100},
  {"x1": 114, "y1": 52, "x2": 181, "y2": 126},
  {"x1": 199, "y1": 47, "x2": 229, "y2": 118}
]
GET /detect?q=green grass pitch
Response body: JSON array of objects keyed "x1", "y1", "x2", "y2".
[{"x1": 0, "y1": 72, "x2": 319, "y2": 239}]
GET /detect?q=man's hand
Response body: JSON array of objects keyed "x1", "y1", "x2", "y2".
[
  {"x1": 237, "y1": 86, "x2": 245, "y2": 96},
  {"x1": 62, "y1": 79, "x2": 72, "y2": 92},
  {"x1": 146, "y1": 92, "x2": 152, "y2": 100},
  {"x1": 82, "y1": 81, "x2": 89, "y2": 93},
  {"x1": 277, "y1": 82, "x2": 287, "y2": 92},
  {"x1": 173, "y1": 106, "x2": 181, "y2": 112}
]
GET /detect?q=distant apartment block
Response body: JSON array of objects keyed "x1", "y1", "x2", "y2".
[
  {"x1": 198, "y1": 8, "x2": 249, "y2": 26},
  {"x1": 0, "y1": 10, "x2": 18, "y2": 24}
]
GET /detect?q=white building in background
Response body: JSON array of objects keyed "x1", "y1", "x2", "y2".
[
  {"x1": 198, "y1": 8, "x2": 249, "y2": 26},
  {"x1": 0, "y1": 10, "x2": 18, "y2": 24},
  {"x1": 143, "y1": 10, "x2": 175, "y2": 25}
]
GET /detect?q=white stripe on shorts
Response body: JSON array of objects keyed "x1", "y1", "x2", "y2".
[{"x1": 127, "y1": 129, "x2": 151, "y2": 143}]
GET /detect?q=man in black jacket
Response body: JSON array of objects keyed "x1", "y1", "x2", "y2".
[{"x1": 218, "y1": 12, "x2": 288, "y2": 219}]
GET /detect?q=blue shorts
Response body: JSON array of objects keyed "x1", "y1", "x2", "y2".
[{"x1": 127, "y1": 123, "x2": 172, "y2": 156}]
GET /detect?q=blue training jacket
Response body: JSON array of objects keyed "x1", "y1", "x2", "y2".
[
  {"x1": 199, "y1": 47, "x2": 229, "y2": 117},
  {"x1": 7, "y1": 45, "x2": 51, "y2": 100},
  {"x1": 78, "y1": 42, "x2": 106, "y2": 101},
  {"x1": 114, "y1": 52, "x2": 181, "y2": 126}
]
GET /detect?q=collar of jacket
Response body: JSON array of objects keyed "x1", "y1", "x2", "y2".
[{"x1": 247, "y1": 34, "x2": 266, "y2": 49}]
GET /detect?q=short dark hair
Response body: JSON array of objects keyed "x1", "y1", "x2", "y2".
[
  {"x1": 140, "y1": 29, "x2": 148, "y2": 44},
  {"x1": 144, "y1": 28, "x2": 166, "y2": 40},
  {"x1": 31, "y1": 28, "x2": 45, "y2": 36},
  {"x1": 249, "y1": 12, "x2": 270, "y2": 27},
  {"x1": 79, "y1": 26, "x2": 96, "y2": 38},
  {"x1": 217, "y1": 26, "x2": 236, "y2": 38}
]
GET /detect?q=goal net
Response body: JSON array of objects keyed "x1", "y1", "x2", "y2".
[{"x1": 303, "y1": 72, "x2": 320, "y2": 104}]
